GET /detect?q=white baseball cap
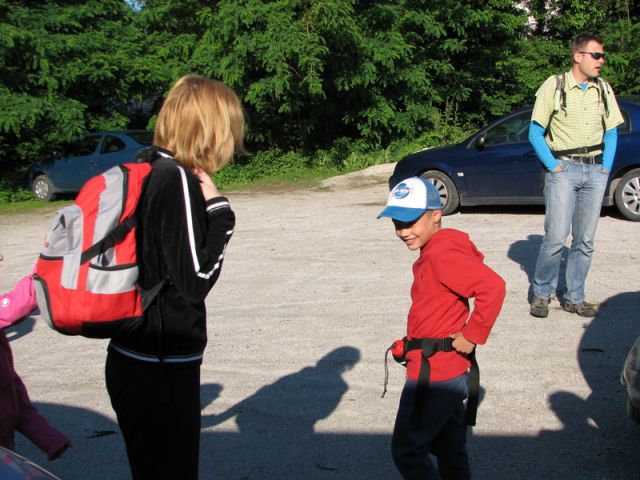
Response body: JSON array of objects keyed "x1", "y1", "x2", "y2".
[{"x1": 377, "y1": 177, "x2": 442, "y2": 222}]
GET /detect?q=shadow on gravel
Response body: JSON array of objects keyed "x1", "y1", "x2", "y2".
[
  {"x1": 455, "y1": 205, "x2": 546, "y2": 217},
  {"x1": 5, "y1": 316, "x2": 36, "y2": 342},
  {"x1": 508, "y1": 234, "x2": 574, "y2": 303},
  {"x1": 507, "y1": 233, "x2": 543, "y2": 284},
  {"x1": 471, "y1": 290, "x2": 640, "y2": 480},
  {"x1": 15, "y1": 320, "x2": 640, "y2": 479},
  {"x1": 454, "y1": 204, "x2": 622, "y2": 221}
]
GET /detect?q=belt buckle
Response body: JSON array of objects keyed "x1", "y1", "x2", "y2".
[{"x1": 569, "y1": 155, "x2": 594, "y2": 164}]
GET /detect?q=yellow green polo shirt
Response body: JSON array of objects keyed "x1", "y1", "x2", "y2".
[{"x1": 531, "y1": 71, "x2": 624, "y2": 155}]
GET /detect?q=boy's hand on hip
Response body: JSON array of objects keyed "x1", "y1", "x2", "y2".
[{"x1": 450, "y1": 332, "x2": 476, "y2": 354}]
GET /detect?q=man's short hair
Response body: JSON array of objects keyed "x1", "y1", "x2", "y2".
[{"x1": 571, "y1": 34, "x2": 604, "y2": 60}]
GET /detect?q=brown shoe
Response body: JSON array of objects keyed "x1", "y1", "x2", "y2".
[
  {"x1": 530, "y1": 297, "x2": 549, "y2": 318},
  {"x1": 563, "y1": 301, "x2": 597, "y2": 317}
]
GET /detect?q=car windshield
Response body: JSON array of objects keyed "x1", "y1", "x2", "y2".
[{"x1": 128, "y1": 131, "x2": 154, "y2": 145}]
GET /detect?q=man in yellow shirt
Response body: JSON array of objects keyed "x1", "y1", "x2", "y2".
[{"x1": 528, "y1": 34, "x2": 624, "y2": 318}]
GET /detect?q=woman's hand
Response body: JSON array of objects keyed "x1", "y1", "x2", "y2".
[{"x1": 193, "y1": 169, "x2": 221, "y2": 200}]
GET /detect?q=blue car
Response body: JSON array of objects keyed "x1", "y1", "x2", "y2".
[
  {"x1": 389, "y1": 96, "x2": 640, "y2": 221},
  {"x1": 29, "y1": 130, "x2": 154, "y2": 201}
]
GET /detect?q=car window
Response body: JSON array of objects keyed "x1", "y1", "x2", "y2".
[
  {"x1": 102, "y1": 135, "x2": 126, "y2": 154},
  {"x1": 483, "y1": 111, "x2": 532, "y2": 146},
  {"x1": 69, "y1": 135, "x2": 101, "y2": 157}
]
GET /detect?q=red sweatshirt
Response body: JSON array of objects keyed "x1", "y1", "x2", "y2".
[{"x1": 405, "y1": 228, "x2": 505, "y2": 382}]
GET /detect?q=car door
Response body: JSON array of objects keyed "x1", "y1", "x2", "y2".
[
  {"x1": 51, "y1": 134, "x2": 102, "y2": 191},
  {"x1": 461, "y1": 110, "x2": 544, "y2": 202},
  {"x1": 610, "y1": 105, "x2": 633, "y2": 174}
]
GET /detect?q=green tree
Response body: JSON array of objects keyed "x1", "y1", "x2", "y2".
[
  {"x1": 2, "y1": 0, "x2": 638, "y2": 192},
  {"x1": 0, "y1": 0, "x2": 163, "y2": 183},
  {"x1": 139, "y1": 0, "x2": 529, "y2": 151},
  {"x1": 515, "y1": 0, "x2": 640, "y2": 98}
]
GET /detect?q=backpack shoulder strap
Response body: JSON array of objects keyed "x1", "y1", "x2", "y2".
[
  {"x1": 547, "y1": 74, "x2": 565, "y2": 142},
  {"x1": 552, "y1": 74, "x2": 566, "y2": 113},
  {"x1": 596, "y1": 77, "x2": 611, "y2": 117}
]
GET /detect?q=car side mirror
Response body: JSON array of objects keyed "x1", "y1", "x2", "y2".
[{"x1": 475, "y1": 135, "x2": 486, "y2": 150}]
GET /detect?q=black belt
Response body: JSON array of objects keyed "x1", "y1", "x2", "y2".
[
  {"x1": 555, "y1": 154, "x2": 603, "y2": 165},
  {"x1": 552, "y1": 143, "x2": 603, "y2": 156},
  {"x1": 383, "y1": 337, "x2": 480, "y2": 426}
]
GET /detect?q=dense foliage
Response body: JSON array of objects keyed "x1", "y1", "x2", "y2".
[{"x1": 1, "y1": 0, "x2": 638, "y2": 191}]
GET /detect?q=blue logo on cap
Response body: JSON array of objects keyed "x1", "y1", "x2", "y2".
[{"x1": 393, "y1": 183, "x2": 411, "y2": 199}]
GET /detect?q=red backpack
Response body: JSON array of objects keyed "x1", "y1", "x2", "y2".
[{"x1": 33, "y1": 161, "x2": 159, "y2": 338}]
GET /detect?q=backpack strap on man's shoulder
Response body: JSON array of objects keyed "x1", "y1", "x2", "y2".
[
  {"x1": 553, "y1": 73, "x2": 566, "y2": 113},
  {"x1": 547, "y1": 74, "x2": 566, "y2": 143},
  {"x1": 596, "y1": 77, "x2": 611, "y2": 117}
]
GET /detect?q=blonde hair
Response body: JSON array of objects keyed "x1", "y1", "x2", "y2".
[{"x1": 154, "y1": 75, "x2": 245, "y2": 173}]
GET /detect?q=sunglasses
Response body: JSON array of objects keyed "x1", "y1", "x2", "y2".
[{"x1": 580, "y1": 51, "x2": 606, "y2": 60}]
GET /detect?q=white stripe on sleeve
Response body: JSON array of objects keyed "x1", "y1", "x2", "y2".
[{"x1": 178, "y1": 166, "x2": 201, "y2": 273}]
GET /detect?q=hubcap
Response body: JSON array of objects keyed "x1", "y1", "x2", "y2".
[
  {"x1": 34, "y1": 180, "x2": 49, "y2": 200},
  {"x1": 425, "y1": 178, "x2": 448, "y2": 205},
  {"x1": 621, "y1": 175, "x2": 640, "y2": 216}
]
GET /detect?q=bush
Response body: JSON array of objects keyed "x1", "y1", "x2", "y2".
[
  {"x1": 212, "y1": 120, "x2": 476, "y2": 190},
  {"x1": 0, "y1": 188, "x2": 33, "y2": 203}
]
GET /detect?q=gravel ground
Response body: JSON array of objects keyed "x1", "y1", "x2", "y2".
[{"x1": 1, "y1": 163, "x2": 639, "y2": 479}]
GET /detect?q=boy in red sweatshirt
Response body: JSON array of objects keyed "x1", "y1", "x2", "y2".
[{"x1": 378, "y1": 177, "x2": 505, "y2": 479}]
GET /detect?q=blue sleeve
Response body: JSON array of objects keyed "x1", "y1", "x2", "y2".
[
  {"x1": 528, "y1": 122, "x2": 560, "y2": 171},
  {"x1": 602, "y1": 127, "x2": 618, "y2": 172}
]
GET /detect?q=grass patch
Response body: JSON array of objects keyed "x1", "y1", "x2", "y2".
[
  {"x1": 0, "y1": 197, "x2": 71, "y2": 215},
  {"x1": 216, "y1": 167, "x2": 341, "y2": 192},
  {"x1": 213, "y1": 127, "x2": 472, "y2": 191}
]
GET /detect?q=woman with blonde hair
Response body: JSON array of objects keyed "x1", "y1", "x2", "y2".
[{"x1": 105, "y1": 75, "x2": 244, "y2": 479}]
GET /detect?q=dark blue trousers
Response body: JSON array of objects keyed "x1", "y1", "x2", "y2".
[{"x1": 391, "y1": 375, "x2": 470, "y2": 480}]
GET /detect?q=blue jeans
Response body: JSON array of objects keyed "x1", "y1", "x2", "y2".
[
  {"x1": 532, "y1": 161, "x2": 609, "y2": 304},
  {"x1": 391, "y1": 375, "x2": 470, "y2": 480}
]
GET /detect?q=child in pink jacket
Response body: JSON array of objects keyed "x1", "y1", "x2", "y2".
[{"x1": 0, "y1": 255, "x2": 70, "y2": 460}]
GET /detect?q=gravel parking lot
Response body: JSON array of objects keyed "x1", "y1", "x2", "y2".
[{"x1": 1, "y1": 164, "x2": 639, "y2": 479}]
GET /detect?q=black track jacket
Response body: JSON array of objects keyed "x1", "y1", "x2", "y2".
[{"x1": 109, "y1": 151, "x2": 235, "y2": 364}]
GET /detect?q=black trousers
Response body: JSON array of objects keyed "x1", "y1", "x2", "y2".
[{"x1": 105, "y1": 350, "x2": 201, "y2": 480}]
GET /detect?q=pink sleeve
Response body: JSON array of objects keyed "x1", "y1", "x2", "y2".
[{"x1": 0, "y1": 275, "x2": 37, "y2": 329}]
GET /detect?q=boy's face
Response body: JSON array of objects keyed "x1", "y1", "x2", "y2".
[{"x1": 392, "y1": 210, "x2": 442, "y2": 251}]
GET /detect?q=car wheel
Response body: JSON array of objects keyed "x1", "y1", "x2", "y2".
[
  {"x1": 614, "y1": 168, "x2": 640, "y2": 221},
  {"x1": 32, "y1": 175, "x2": 55, "y2": 201},
  {"x1": 419, "y1": 170, "x2": 460, "y2": 215}
]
